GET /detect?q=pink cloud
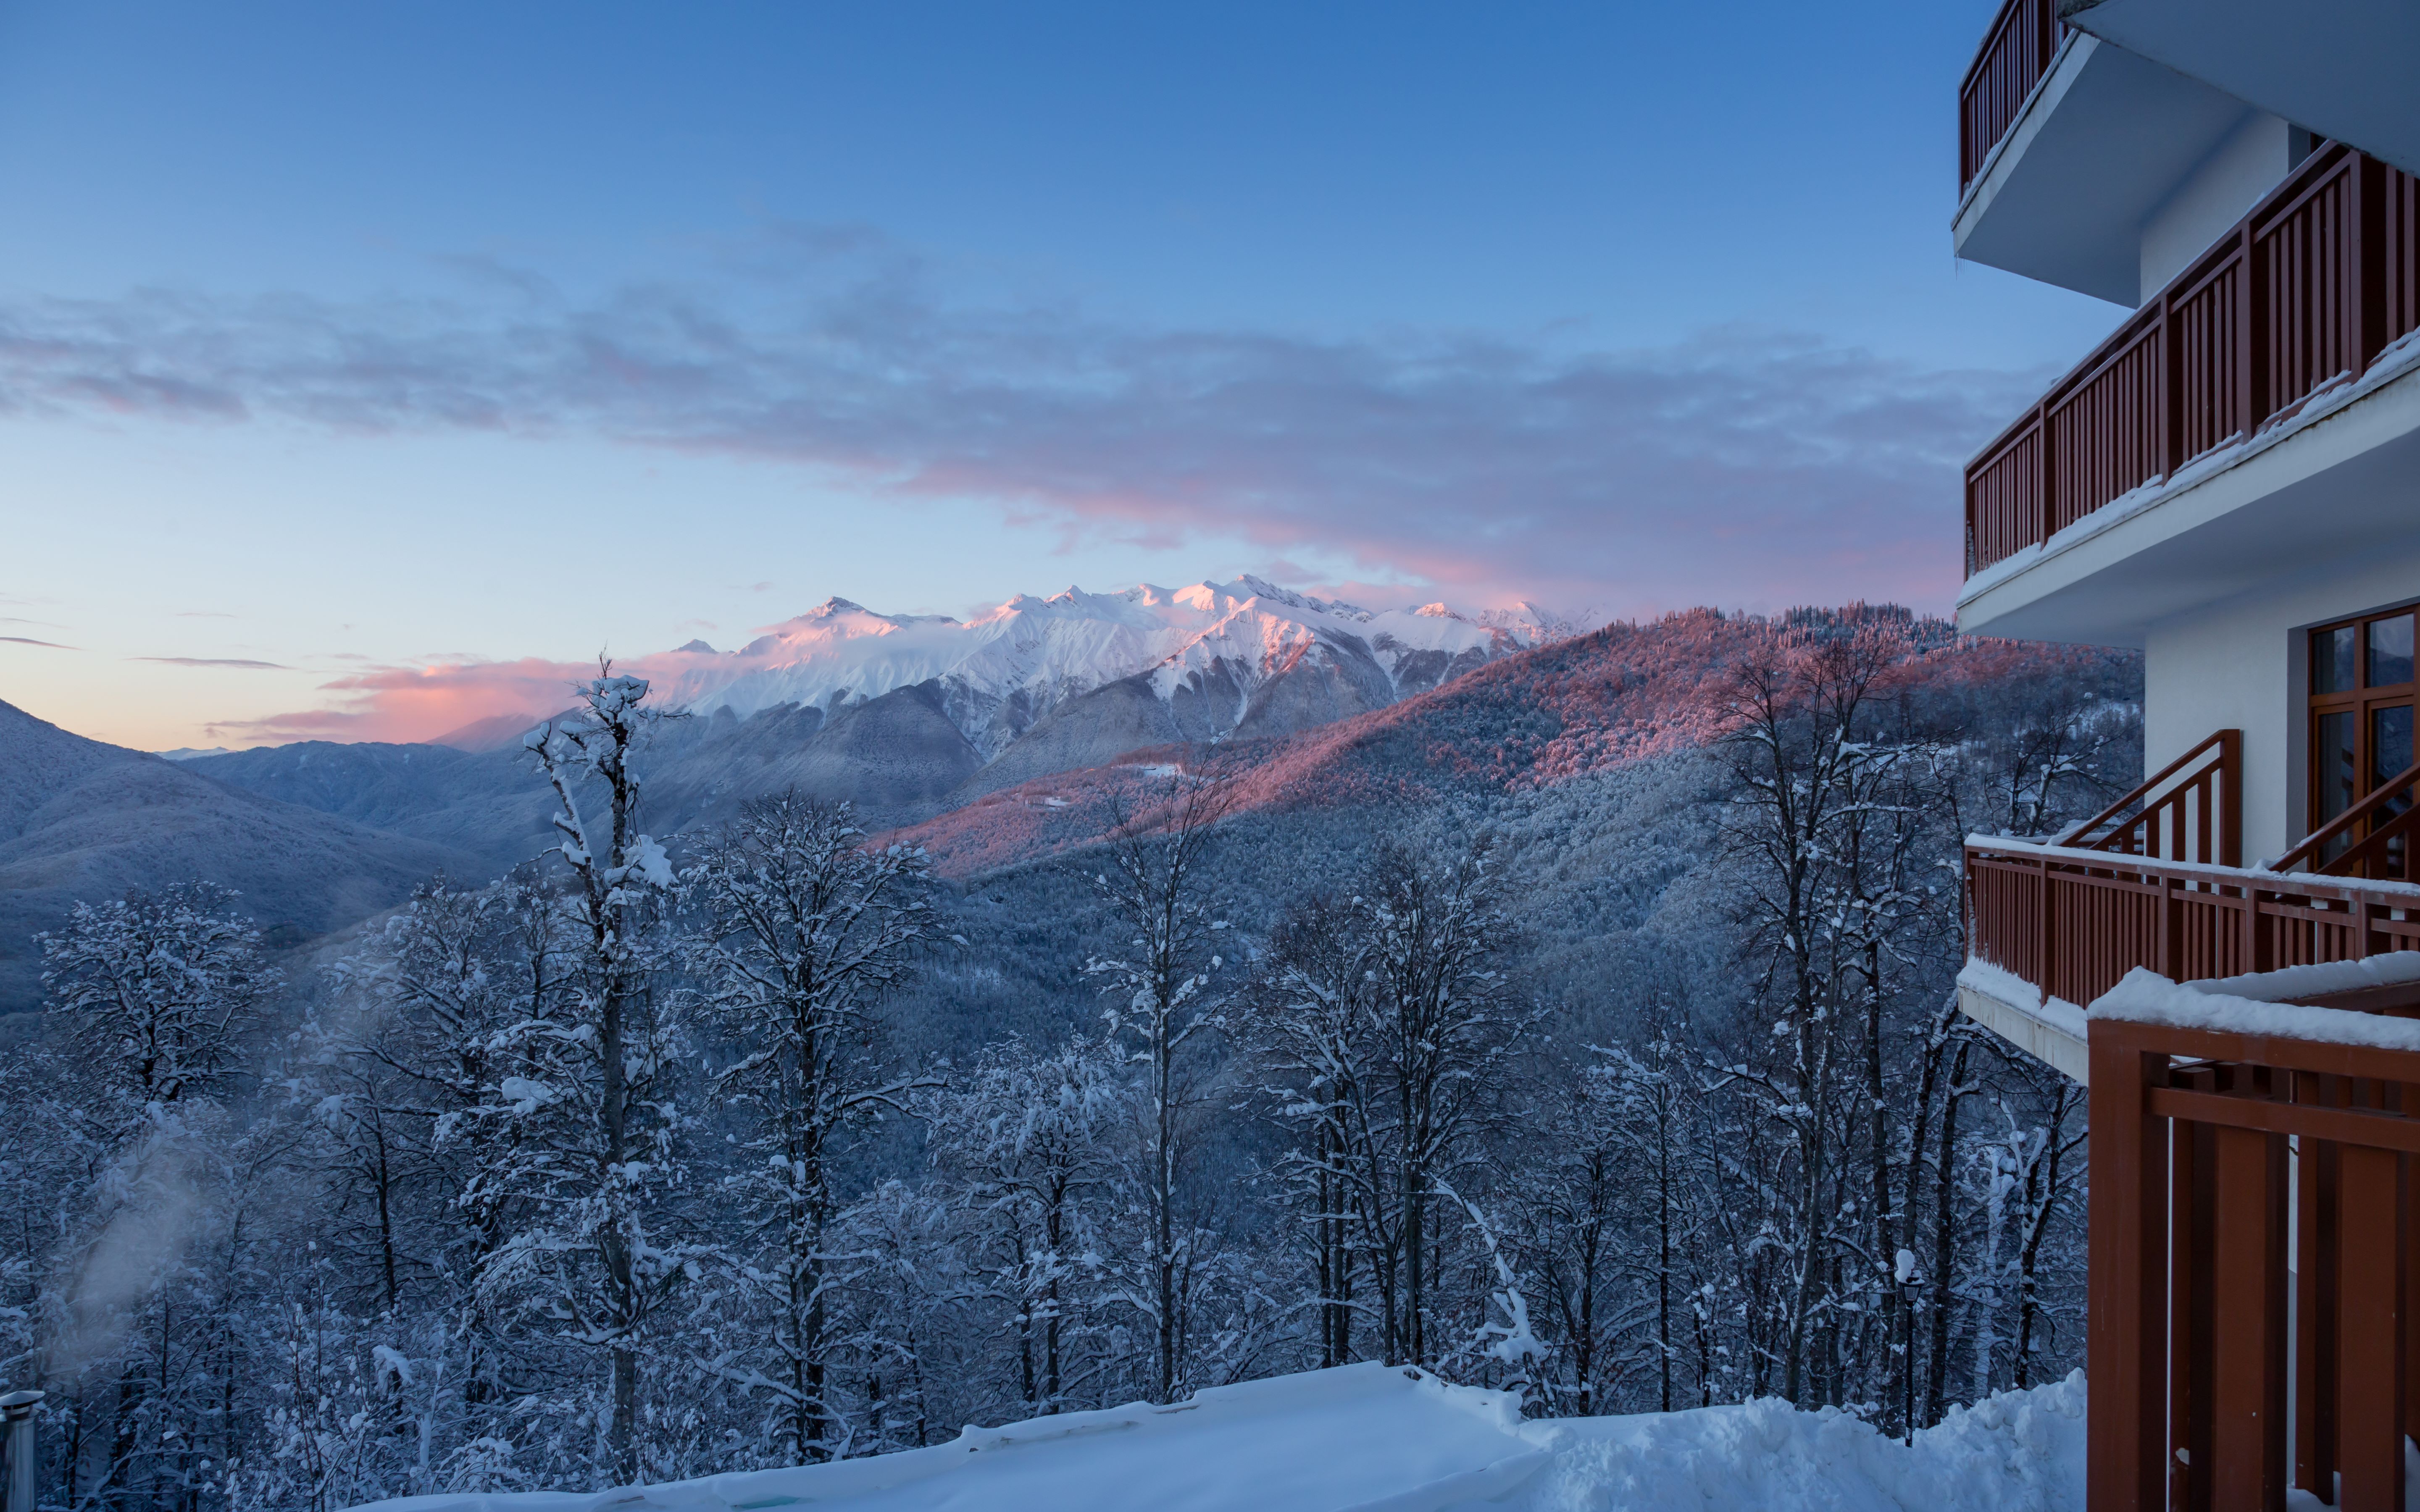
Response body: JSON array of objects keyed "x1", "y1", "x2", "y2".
[
  {"x1": 4, "y1": 242, "x2": 2042, "y2": 637},
  {"x1": 207, "y1": 656, "x2": 592, "y2": 746}
]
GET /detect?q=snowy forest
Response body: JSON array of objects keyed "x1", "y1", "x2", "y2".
[{"x1": 0, "y1": 612, "x2": 2141, "y2": 1511}]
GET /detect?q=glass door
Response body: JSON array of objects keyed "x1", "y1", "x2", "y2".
[{"x1": 2309, "y1": 609, "x2": 2417, "y2": 876}]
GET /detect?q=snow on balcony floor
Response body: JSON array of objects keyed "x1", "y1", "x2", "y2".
[{"x1": 349, "y1": 1361, "x2": 2088, "y2": 1512}]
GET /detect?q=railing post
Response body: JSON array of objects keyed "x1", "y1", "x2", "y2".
[
  {"x1": 2405, "y1": 1122, "x2": 2420, "y2": 1457},
  {"x1": 2292, "y1": 1075, "x2": 2339, "y2": 1502},
  {"x1": 2036, "y1": 401, "x2": 2053, "y2": 549},
  {"x1": 2336, "y1": 1119, "x2": 2402, "y2": 1509},
  {"x1": 2218, "y1": 729, "x2": 2242, "y2": 869},
  {"x1": 2089, "y1": 1026, "x2": 2169, "y2": 1512},
  {"x1": 2242, "y1": 218, "x2": 2265, "y2": 435},
  {"x1": 2172, "y1": 1088, "x2": 2217, "y2": 1511},
  {"x1": 2161, "y1": 872, "x2": 2181, "y2": 981},
  {"x1": 2036, "y1": 853, "x2": 2056, "y2": 1000},
  {"x1": 2159, "y1": 286, "x2": 2179, "y2": 484},
  {"x1": 2352, "y1": 154, "x2": 2383, "y2": 381},
  {"x1": 2208, "y1": 1113, "x2": 2289, "y2": 1510}
]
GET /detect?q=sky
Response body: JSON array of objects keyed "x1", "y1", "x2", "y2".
[{"x1": 0, "y1": 0, "x2": 2132, "y2": 751}]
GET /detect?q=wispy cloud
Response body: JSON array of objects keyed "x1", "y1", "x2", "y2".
[
  {"x1": 133, "y1": 656, "x2": 293, "y2": 669},
  {"x1": 0, "y1": 234, "x2": 2037, "y2": 615},
  {"x1": 205, "y1": 656, "x2": 581, "y2": 745},
  {"x1": 2, "y1": 635, "x2": 75, "y2": 649}
]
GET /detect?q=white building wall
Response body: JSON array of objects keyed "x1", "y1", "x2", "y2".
[
  {"x1": 2144, "y1": 546, "x2": 2420, "y2": 866},
  {"x1": 2138, "y1": 110, "x2": 2292, "y2": 301}
]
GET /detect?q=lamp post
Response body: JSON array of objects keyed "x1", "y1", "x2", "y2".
[
  {"x1": 0, "y1": 1390, "x2": 44, "y2": 1512},
  {"x1": 1893, "y1": 1250, "x2": 1921, "y2": 1445}
]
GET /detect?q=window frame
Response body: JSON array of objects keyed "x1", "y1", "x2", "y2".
[{"x1": 2307, "y1": 606, "x2": 2417, "y2": 874}]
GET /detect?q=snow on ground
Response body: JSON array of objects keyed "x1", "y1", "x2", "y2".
[{"x1": 349, "y1": 1362, "x2": 2086, "y2": 1512}]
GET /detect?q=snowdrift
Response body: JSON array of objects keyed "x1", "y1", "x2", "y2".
[{"x1": 349, "y1": 1362, "x2": 2086, "y2": 1512}]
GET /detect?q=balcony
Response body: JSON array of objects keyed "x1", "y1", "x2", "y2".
[
  {"x1": 1958, "y1": 142, "x2": 2420, "y2": 645},
  {"x1": 1960, "y1": 732, "x2": 2420, "y2": 1509},
  {"x1": 1963, "y1": 726, "x2": 2420, "y2": 1020},
  {"x1": 1959, "y1": 0, "x2": 2065, "y2": 197},
  {"x1": 1957, "y1": 0, "x2": 2275, "y2": 306}
]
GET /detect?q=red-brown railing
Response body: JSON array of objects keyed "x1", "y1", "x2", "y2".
[
  {"x1": 1967, "y1": 842, "x2": 2420, "y2": 1010},
  {"x1": 2274, "y1": 756, "x2": 2420, "y2": 880},
  {"x1": 2091, "y1": 1014, "x2": 2420, "y2": 1511},
  {"x1": 1960, "y1": 0, "x2": 2064, "y2": 194},
  {"x1": 1965, "y1": 144, "x2": 2420, "y2": 577},
  {"x1": 2057, "y1": 728, "x2": 2241, "y2": 866}
]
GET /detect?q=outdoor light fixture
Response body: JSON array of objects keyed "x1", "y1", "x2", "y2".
[{"x1": 0, "y1": 1391, "x2": 42, "y2": 1512}]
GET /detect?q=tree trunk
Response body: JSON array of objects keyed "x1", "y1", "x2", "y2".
[
  {"x1": 1923, "y1": 1038, "x2": 1971, "y2": 1428},
  {"x1": 1657, "y1": 1111, "x2": 1674, "y2": 1414}
]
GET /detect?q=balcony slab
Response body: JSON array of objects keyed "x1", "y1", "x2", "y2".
[
  {"x1": 2065, "y1": 0, "x2": 2420, "y2": 179},
  {"x1": 1957, "y1": 340, "x2": 2420, "y2": 648},
  {"x1": 1955, "y1": 31, "x2": 2263, "y2": 306},
  {"x1": 1957, "y1": 958, "x2": 2091, "y2": 1084}
]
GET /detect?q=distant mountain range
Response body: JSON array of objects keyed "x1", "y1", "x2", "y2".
[
  {"x1": 417, "y1": 577, "x2": 1586, "y2": 759},
  {"x1": 161, "y1": 577, "x2": 1586, "y2": 876},
  {"x1": 0, "y1": 578, "x2": 1584, "y2": 1010},
  {"x1": 2, "y1": 591, "x2": 2131, "y2": 1017}
]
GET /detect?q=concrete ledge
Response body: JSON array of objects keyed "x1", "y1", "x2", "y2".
[{"x1": 1958, "y1": 978, "x2": 2091, "y2": 1085}]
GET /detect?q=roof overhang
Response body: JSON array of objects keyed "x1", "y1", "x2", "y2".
[{"x1": 2063, "y1": 0, "x2": 2420, "y2": 178}]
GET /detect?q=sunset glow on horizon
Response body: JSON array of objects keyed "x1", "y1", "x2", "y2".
[{"x1": 0, "y1": 0, "x2": 2127, "y2": 752}]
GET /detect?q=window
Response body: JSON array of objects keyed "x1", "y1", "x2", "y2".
[{"x1": 2308, "y1": 608, "x2": 2417, "y2": 875}]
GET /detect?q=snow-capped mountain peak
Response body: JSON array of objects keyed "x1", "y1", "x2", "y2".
[{"x1": 618, "y1": 576, "x2": 1584, "y2": 761}]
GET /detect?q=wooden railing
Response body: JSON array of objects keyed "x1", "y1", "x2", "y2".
[
  {"x1": 1966, "y1": 842, "x2": 2420, "y2": 1010},
  {"x1": 1960, "y1": 0, "x2": 2064, "y2": 194},
  {"x1": 2274, "y1": 756, "x2": 2420, "y2": 880},
  {"x1": 2091, "y1": 1012, "x2": 2420, "y2": 1511},
  {"x1": 2057, "y1": 728, "x2": 2241, "y2": 866},
  {"x1": 1965, "y1": 144, "x2": 2420, "y2": 577}
]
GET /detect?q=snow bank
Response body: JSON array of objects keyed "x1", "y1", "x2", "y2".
[
  {"x1": 347, "y1": 1364, "x2": 2088, "y2": 1512},
  {"x1": 1529, "y1": 1371, "x2": 2085, "y2": 1512}
]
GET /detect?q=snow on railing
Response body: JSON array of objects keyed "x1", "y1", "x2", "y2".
[
  {"x1": 1964, "y1": 833, "x2": 2420, "y2": 1013},
  {"x1": 2085, "y1": 965, "x2": 2420, "y2": 1509}
]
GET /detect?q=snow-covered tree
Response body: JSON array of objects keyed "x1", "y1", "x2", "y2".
[
  {"x1": 464, "y1": 668, "x2": 691, "y2": 1485},
  {"x1": 1352, "y1": 843, "x2": 1523, "y2": 1369},
  {"x1": 917, "y1": 1036, "x2": 1129, "y2": 1417},
  {"x1": 686, "y1": 793, "x2": 932, "y2": 1462},
  {"x1": 299, "y1": 870, "x2": 578, "y2": 1489},
  {"x1": 26, "y1": 884, "x2": 279, "y2": 1511},
  {"x1": 1246, "y1": 894, "x2": 1378, "y2": 1370},
  {"x1": 1084, "y1": 769, "x2": 1233, "y2": 1404},
  {"x1": 43, "y1": 882, "x2": 275, "y2": 1118}
]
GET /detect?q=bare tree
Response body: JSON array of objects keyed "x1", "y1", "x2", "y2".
[
  {"x1": 470, "y1": 666, "x2": 688, "y2": 1484},
  {"x1": 1084, "y1": 764, "x2": 1234, "y2": 1404},
  {"x1": 1717, "y1": 625, "x2": 1906, "y2": 1403},
  {"x1": 687, "y1": 793, "x2": 933, "y2": 1461}
]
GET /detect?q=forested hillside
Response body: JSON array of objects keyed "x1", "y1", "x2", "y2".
[
  {"x1": 0, "y1": 606, "x2": 2141, "y2": 1510},
  {"x1": 0, "y1": 702, "x2": 485, "y2": 1013}
]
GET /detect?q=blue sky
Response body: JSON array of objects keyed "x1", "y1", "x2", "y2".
[{"x1": 0, "y1": 0, "x2": 2127, "y2": 748}]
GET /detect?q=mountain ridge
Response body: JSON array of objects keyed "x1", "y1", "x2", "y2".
[
  {"x1": 322, "y1": 576, "x2": 1587, "y2": 760},
  {"x1": 0, "y1": 700, "x2": 485, "y2": 1012},
  {"x1": 888, "y1": 606, "x2": 2144, "y2": 877}
]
